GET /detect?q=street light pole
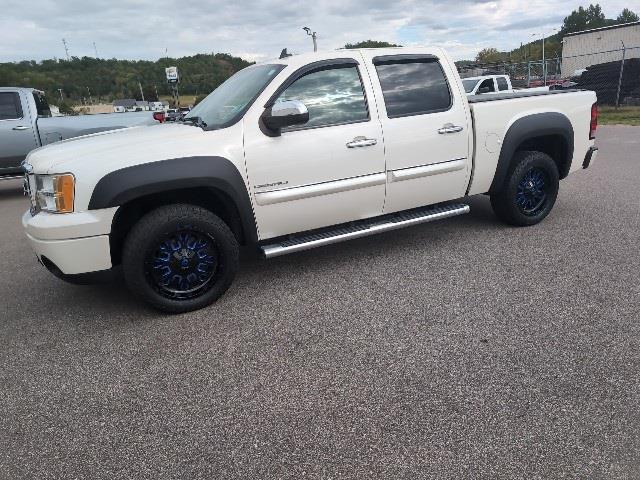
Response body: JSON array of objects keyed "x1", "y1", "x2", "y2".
[
  {"x1": 542, "y1": 35, "x2": 546, "y2": 86},
  {"x1": 531, "y1": 29, "x2": 556, "y2": 86},
  {"x1": 303, "y1": 27, "x2": 318, "y2": 52}
]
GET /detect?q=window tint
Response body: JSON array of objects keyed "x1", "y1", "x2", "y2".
[
  {"x1": 33, "y1": 91, "x2": 51, "y2": 117},
  {"x1": 497, "y1": 77, "x2": 509, "y2": 91},
  {"x1": 462, "y1": 79, "x2": 479, "y2": 93},
  {"x1": 375, "y1": 61, "x2": 452, "y2": 117},
  {"x1": 478, "y1": 78, "x2": 495, "y2": 93},
  {"x1": 0, "y1": 92, "x2": 21, "y2": 120},
  {"x1": 276, "y1": 66, "x2": 368, "y2": 129}
]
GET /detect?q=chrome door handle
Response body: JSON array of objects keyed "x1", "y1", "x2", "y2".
[
  {"x1": 12, "y1": 126, "x2": 29, "y2": 131},
  {"x1": 438, "y1": 123, "x2": 463, "y2": 134},
  {"x1": 346, "y1": 136, "x2": 377, "y2": 148}
]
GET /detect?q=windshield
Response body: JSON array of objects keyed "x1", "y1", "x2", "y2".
[
  {"x1": 186, "y1": 64, "x2": 284, "y2": 129},
  {"x1": 462, "y1": 79, "x2": 479, "y2": 93}
]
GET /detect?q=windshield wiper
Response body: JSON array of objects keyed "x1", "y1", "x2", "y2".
[{"x1": 181, "y1": 116, "x2": 207, "y2": 128}]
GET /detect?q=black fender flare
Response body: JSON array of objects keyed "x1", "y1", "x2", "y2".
[
  {"x1": 88, "y1": 156, "x2": 258, "y2": 243},
  {"x1": 489, "y1": 112, "x2": 574, "y2": 194}
]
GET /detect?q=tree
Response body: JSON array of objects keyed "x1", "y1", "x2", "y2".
[
  {"x1": 560, "y1": 4, "x2": 607, "y2": 36},
  {"x1": 475, "y1": 48, "x2": 505, "y2": 63},
  {"x1": 344, "y1": 40, "x2": 400, "y2": 49},
  {"x1": 617, "y1": 8, "x2": 639, "y2": 23}
]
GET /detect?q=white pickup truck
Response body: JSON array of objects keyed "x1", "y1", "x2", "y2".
[
  {"x1": 21, "y1": 47, "x2": 598, "y2": 312},
  {"x1": 462, "y1": 75, "x2": 513, "y2": 95}
]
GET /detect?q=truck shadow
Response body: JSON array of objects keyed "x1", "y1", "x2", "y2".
[{"x1": 0, "y1": 180, "x2": 25, "y2": 199}]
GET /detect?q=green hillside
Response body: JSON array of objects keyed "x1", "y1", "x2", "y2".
[{"x1": 0, "y1": 53, "x2": 252, "y2": 104}]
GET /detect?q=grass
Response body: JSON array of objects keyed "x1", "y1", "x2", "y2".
[
  {"x1": 598, "y1": 106, "x2": 640, "y2": 126},
  {"x1": 159, "y1": 95, "x2": 197, "y2": 107}
]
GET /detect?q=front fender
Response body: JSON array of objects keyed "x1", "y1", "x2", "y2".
[{"x1": 88, "y1": 156, "x2": 258, "y2": 243}]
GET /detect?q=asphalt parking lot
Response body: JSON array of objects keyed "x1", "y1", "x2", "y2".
[{"x1": 1, "y1": 125, "x2": 639, "y2": 479}]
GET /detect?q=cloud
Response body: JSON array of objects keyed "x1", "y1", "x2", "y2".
[{"x1": 0, "y1": 0, "x2": 633, "y2": 63}]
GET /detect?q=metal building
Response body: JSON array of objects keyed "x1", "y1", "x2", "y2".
[{"x1": 561, "y1": 21, "x2": 640, "y2": 77}]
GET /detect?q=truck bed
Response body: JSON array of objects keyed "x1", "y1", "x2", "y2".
[
  {"x1": 466, "y1": 89, "x2": 595, "y2": 196},
  {"x1": 468, "y1": 88, "x2": 582, "y2": 103}
]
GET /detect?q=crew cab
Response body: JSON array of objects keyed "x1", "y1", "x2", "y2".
[
  {"x1": 0, "y1": 87, "x2": 158, "y2": 177},
  {"x1": 21, "y1": 47, "x2": 598, "y2": 312},
  {"x1": 462, "y1": 75, "x2": 513, "y2": 95}
]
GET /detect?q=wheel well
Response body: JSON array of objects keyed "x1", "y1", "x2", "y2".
[
  {"x1": 515, "y1": 134, "x2": 570, "y2": 178},
  {"x1": 109, "y1": 187, "x2": 245, "y2": 266}
]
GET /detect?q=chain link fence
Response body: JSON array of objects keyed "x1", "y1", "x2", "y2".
[{"x1": 457, "y1": 45, "x2": 640, "y2": 106}]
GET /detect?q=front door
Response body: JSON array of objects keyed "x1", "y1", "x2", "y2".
[
  {"x1": 0, "y1": 91, "x2": 38, "y2": 173},
  {"x1": 244, "y1": 55, "x2": 386, "y2": 240},
  {"x1": 360, "y1": 50, "x2": 472, "y2": 214}
]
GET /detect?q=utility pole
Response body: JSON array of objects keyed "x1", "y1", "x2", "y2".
[
  {"x1": 615, "y1": 40, "x2": 626, "y2": 109},
  {"x1": 86, "y1": 86, "x2": 93, "y2": 104},
  {"x1": 93, "y1": 42, "x2": 99, "y2": 58},
  {"x1": 62, "y1": 38, "x2": 70, "y2": 60},
  {"x1": 138, "y1": 82, "x2": 145, "y2": 102},
  {"x1": 303, "y1": 27, "x2": 318, "y2": 52},
  {"x1": 58, "y1": 88, "x2": 64, "y2": 103}
]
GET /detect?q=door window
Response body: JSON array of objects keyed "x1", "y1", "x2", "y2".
[
  {"x1": 477, "y1": 78, "x2": 495, "y2": 93},
  {"x1": 374, "y1": 60, "x2": 452, "y2": 118},
  {"x1": 496, "y1": 77, "x2": 509, "y2": 91},
  {"x1": 275, "y1": 66, "x2": 369, "y2": 129},
  {"x1": 0, "y1": 92, "x2": 22, "y2": 120}
]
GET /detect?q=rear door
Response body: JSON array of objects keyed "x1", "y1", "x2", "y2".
[
  {"x1": 0, "y1": 91, "x2": 38, "y2": 173},
  {"x1": 244, "y1": 54, "x2": 386, "y2": 239},
  {"x1": 360, "y1": 50, "x2": 471, "y2": 214}
]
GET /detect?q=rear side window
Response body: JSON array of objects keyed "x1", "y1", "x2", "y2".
[
  {"x1": 374, "y1": 60, "x2": 452, "y2": 118},
  {"x1": 478, "y1": 78, "x2": 495, "y2": 93},
  {"x1": 276, "y1": 66, "x2": 369, "y2": 129},
  {"x1": 33, "y1": 91, "x2": 51, "y2": 117},
  {"x1": 0, "y1": 92, "x2": 22, "y2": 120},
  {"x1": 497, "y1": 77, "x2": 509, "y2": 91}
]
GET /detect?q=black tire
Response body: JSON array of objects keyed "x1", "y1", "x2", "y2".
[
  {"x1": 490, "y1": 150, "x2": 559, "y2": 226},
  {"x1": 122, "y1": 204, "x2": 239, "y2": 313}
]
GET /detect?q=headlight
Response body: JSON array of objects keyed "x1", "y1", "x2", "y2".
[{"x1": 35, "y1": 174, "x2": 75, "y2": 213}]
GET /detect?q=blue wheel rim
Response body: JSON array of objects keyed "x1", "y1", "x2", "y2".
[
  {"x1": 146, "y1": 227, "x2": 219, "y2": 300},
  {"x1": 516, "y1": 167, "x2": 549, "y2": 216}
]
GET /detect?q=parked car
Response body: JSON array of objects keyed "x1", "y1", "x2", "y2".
[
  {"x1": 22, "y1": 47, "x2": 598, "y2": 312},
  {"x1": 0, "y1": 88, "x2": 160, "y2": 177},
  {"x1": 462, "y1": 75, "x2": 513, "y2": 95}
]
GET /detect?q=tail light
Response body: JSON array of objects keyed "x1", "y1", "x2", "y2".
[
  {"x1": 589, "y1": 103, "x2": 597, "y2": 139},
  {"x1": 153, "y1": 111, "x2": 166, "y2": 123}
]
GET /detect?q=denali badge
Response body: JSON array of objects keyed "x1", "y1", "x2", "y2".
[{"x1": 255, "y1": 180, "x2": 289, "y2": 189}]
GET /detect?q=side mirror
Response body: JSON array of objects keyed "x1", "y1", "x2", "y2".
[
  {"x1": 477, "y1": 87, "x2": 491, "y2": 94},
  {"x1": 262, "y1": 100, "x2": 309, "y2": 132}
]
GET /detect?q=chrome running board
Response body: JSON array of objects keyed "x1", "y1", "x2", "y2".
[{"x1": 261, "y1": 203, "x2": 470, "y2": 259}]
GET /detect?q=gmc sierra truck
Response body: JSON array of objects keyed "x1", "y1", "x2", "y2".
[
  {"x1": 0, "y1": 87, "x2": 158, "y2": 177},
  {"x1": 21, "y1": 47, "x2": 598, "y2": 313}
]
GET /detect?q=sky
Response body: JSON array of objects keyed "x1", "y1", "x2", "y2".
[{"x1": 0, "y1": 0, "x2": 632, "y2": 63}]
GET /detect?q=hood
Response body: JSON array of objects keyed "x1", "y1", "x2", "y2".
[{"x1": 26, "y1": 123, "x2": 210, "y2": 174}]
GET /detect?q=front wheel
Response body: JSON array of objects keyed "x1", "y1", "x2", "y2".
[
  {"x1": 490, "y1": 151, "x2": 559, "y2": 226},
  {"x1": 122, "y1": 204, "x2": 239, "y2": 313}
]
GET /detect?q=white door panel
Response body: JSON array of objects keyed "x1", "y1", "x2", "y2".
[
  {"x1": 244, "y1": 53, "x2": 386, "y2": 240},
  {"x1": 360, "y1": 49, "x2": 472, "y2": 214}
]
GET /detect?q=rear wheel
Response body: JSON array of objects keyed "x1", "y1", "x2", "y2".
[
  {"x1": 490, "y1": 151, "x2": 559, "y2": 226},
  {"x1": 122, "y1": 204, "x2": 239, "y2": 313}
]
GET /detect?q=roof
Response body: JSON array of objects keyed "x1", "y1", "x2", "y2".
[
  {"x1": 113, "y1": 98, "x2": 137, "y2": 107},
  {"x1": 564, "y1": 21, "x2": 640, "y2": 38}
]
